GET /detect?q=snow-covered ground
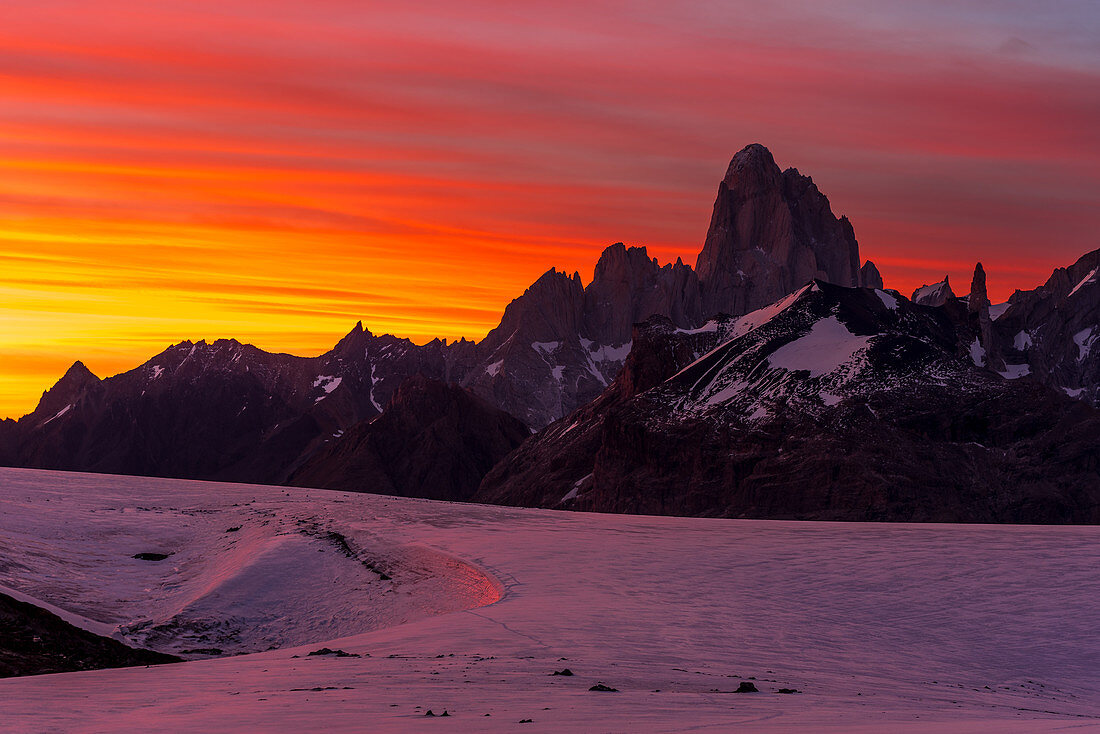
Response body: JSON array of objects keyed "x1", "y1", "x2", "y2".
[{"x1": 0, "y1": 467, "x2": 1098, "y2": 733}]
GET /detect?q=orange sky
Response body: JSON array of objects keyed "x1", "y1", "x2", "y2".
[{"x1": 2, "y1": 1, "x2": 1099, "y2": 418}]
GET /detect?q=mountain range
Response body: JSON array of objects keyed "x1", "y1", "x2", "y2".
[{"x1": 2, "y1": 144, "x2": 1098, "y2": 522}]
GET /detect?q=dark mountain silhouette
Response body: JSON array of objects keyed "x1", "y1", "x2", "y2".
[
  {"x1": 4, "y1": 145, "x2": 1099, "y2": 524},
  {"x1": 477, "y1": 281, "x2": 1100, "y2": 523}
]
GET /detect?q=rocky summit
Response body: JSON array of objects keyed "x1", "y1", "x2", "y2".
[{"x1": 696, "y1": 143, "x2": 865, "y2": 316}]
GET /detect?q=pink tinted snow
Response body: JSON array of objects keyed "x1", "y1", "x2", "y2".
[{"x1": 0, "y1": 468, "x2": 1097, "y2": 733}]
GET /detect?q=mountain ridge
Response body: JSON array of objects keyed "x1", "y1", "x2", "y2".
[{"x1": 4, "y1": 144, "x2": 1099, "y2": 524}]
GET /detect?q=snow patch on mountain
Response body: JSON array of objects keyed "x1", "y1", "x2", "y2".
[
  {"x1": 1068, "y1": 267, "x2": 1097, "y2": 298},
  {"x1": 733, "y1": 283, "x2": 812, "y2": 338},
  {"x1": 768, "y1": 316, "x2": 873, "y2": 378},
  {"x1": 312, "y1": 375, "x2": 341, "y2": 392},
  {"x1": 874, "y1": 289, "x2": 898, "y2": 310},
  {"x1": 998, "y1": 363, "x2": 1031, "y2": 380},
  {"x1": 312, "y1": 375, "x2": 342, "y2": 402},
  {"x1": 531, "y1": 341, "x2": 561, "y2": 356},
  {"x1": 582, "y1": 339, "x2": 632, "y2": 363},
  {"x1": 1074, "y1": 327, "x2": 1096, "y2": 362},
  {"x1": 912, "y1": 278, "x2": 954, "y2": 306},
  {"x1": 675, "y1": 321, "x2": 720, "y2": 335},
  {"x1": 969, "y1": 338, "x2": 986, "y2": 367},
  {"x1": 368, "y1": 362, "x2": 382, "y2": 412},
  {"x1": 1013, "y1": 330, "x2": 1033, "y2": 350},
  {"x1": 39, "y1": 403, "x2": 73, "y2": 427}
]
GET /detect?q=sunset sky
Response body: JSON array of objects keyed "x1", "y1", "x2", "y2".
[{"x1": 2, "y1": 1, "x2": 1099, "y2": 417}]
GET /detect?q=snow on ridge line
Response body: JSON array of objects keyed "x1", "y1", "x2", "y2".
[
  {"x1": 668, "y1": 284, "x2": 814, "y2": 383},
  {"x1": 913, "y1": 279, "x2": 949, "y2": 301},
  {"x1": 675, "y1": 321, "x2": 720, "y2": 335}
]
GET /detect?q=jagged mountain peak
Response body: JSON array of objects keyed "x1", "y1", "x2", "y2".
[
  {"x1": 21, "y1": 360, "x2": 101, "y2": 427},
  {"x1": 723, "y1": 142, "x2": 780, "y2": 182},
  {"x1": 62, "y1": 360, "x2": 98, "y2": 382},
  {"x1": 860, "y1": 260, "x2": 884, "y2": 289},
  {"x1": 332, "y1": 320, "x2": 373, "y2": 356},
  {"x1": 912, "y1": 277, "x2": 956, "y2": 307},
  {"x1": 969, "y1": 263, "x2": 989, "y2": 312},
  {"x1": 697, "y1": 143, "x2": 861, "y2": 318}
]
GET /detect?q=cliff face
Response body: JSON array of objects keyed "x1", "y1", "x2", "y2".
[
  {"x1": 992, "y1": 248, "x2": 1100, "y2": 406},
  {"x1": 582, "y1": 243, "x2": 701, "y2": 345},
  {"x1": 287, "y1": 376, "x2": 530, "y2": 502},
  {"x1": 696, "y1": 144, "x2": 861, "y2": 317}
]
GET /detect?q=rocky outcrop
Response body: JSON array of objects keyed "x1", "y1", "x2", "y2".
[
  {"x1": 288, "y1": 376, "x2": 529, "y2": 501},
  {"x1": 462, "y1": 268, "x2": 607, "y2": 428},
  {"x1": 0, "y1": 592, "x2": 179, "y2": 678},
  {"x1": 912, "y1": 277, "x2": 956, "y2": 307},
  {"x1": 582, "y1": 243, "x2": 702, "y2": 345},
  {"x1": 967, "y1": 263, "x2": 997, "y2": 370},
  {"x1": 478, "y1": 281, "x2": 1100, "y2": 523},
  {"x1": 459, "y1": 244, "x2": 706, "y2": 427},
  {"x1": 24, "y1": 361, "x2": 102, "y2": 425},
  {"x1": 479, "y1": 269, "x2": 585, "y2": 353},
  {"x1": 992, "y1": 248, "x2": 1100, "y2": 405},
  {"x1": 860, "y1": 261, "x2": 884, "y2": 289},
  {"x1": 696, "y1": 144, "x2": 862, "y2": 316}
]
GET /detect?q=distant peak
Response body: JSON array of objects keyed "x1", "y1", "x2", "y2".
[
  {"x1": 860, "y1": 260, "x2": 884, "y2": 290},
  {"x1": 63, "y1": 360, "x2": 98, "y2": 381},
  {"x1": 730, "y1": 142, "x2": 775, "y2": 166},
  {"x1": 721, "y1": 143, "x2": 783, "y2": 194},
  {"x1": 911, "y1": 277, "x2": 957, "y2": 307},
  {"x1": 333, "y1": 320, "x2": 372, "y2": 353}
]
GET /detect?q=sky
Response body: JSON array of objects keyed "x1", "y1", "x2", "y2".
[{"x1": 1, "y1": 1, "x2": 1098, "y2": 418}]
